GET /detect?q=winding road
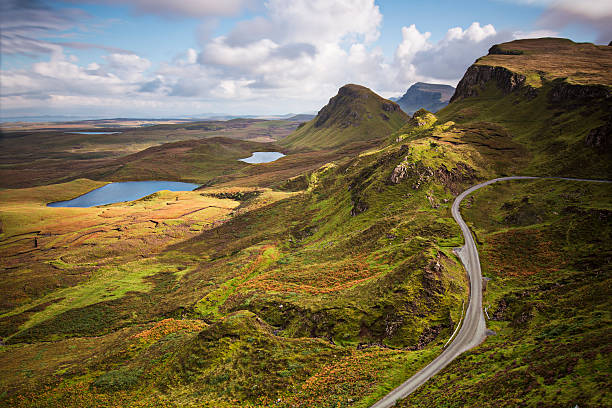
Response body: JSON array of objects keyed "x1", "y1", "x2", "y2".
[{"x1": 370, "y1": 176, "x2": 611, "y2": 408}]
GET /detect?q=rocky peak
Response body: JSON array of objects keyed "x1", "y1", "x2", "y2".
[
  {"x1": 396, "y1": 82, "x2": 455, "y2": 115},
  {"x1": 314, "y1": 84, "x2": 402, "y2": 128}
]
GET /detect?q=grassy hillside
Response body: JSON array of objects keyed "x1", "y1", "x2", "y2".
[
  {"x1": 1, "y1": 122, "x2": 486, "y2": 407},
  {"x1": 281, "y1": 84, "x2": 409, "y2": 150},
  {"x1": 441, "y1": 38, "x2": 611, "y2": 178},
  {"x1": 399, "y1": 179, "x2": 611, "y2": 407},
  {"x1": 0, "y1": 38, "x2": 610, "y2": 408}
]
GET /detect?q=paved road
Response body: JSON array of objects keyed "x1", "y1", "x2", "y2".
[{"x1": 370, "y1": 176, "x2": 611, "y2": 408}]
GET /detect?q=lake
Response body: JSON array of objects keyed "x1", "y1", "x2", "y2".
[
  {"x1": 47, "y1": 181, "x2": 200, "y2": 208},
  {"x1": 239, "y1": 152, "x2": 285, "y2": 164},
  {"x1": 66, "y1": 131, "x2": 122, "y2": 135}
]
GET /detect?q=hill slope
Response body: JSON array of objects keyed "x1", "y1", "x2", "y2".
[
  {"x1": 0, "y1": 38, "x2": 610, "y2": 408},
  {"x1": 389, "y1": 37, "x2": 612, "y2": 407},
  {"x1": 439, "y1": 37, "x2": 612, "y2": 178},
  {"x1": 396, "y1": 82, "x2": 455, "y2": 115},
  {"x1": 280, "y1": 84, "x2": 409, "y2": 150}
]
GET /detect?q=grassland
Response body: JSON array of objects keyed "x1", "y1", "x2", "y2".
[
  {"x1": 399, "y1": 179, "x2": 611, "y2": 407},
  {"x1": 1, "y1": 119, "x2": 478, "y2": 406},
  {"x1": 281, "y1": 84, "x2": 409, "y2": 150},
  {"x1": 478, "y1": 38, "x2": 612, "y2": 86},
  {"x1": 0, "y1": 119, "x2": 300, "y2": 188},
  {"x1": 1, "y1": 38, "x2": 611, "y2": 407}
]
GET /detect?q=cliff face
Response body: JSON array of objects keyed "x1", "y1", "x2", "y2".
[
  {"x1": 439, "y1": 38, "x2": 612, "y2": 178},
  {"x1": 396, "y1": 82, "x2": 455, "y2": 114},
  {"x1": 450, "y1": 38, "x2": 612, "y2": 104},
  {"x1": 450, "y1": 65, "x2": 527, "y2": 103}
]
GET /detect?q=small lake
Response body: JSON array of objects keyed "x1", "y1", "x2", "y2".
[
  {"x1": 66, "y1": 131, "x2": 122, "y2": 135},
  {"x1": 47, "y1": 181, "x2": 200, "y2": 208},
  {"x1": 239, "y1": 152, "x2": 285, "y2": 164}
]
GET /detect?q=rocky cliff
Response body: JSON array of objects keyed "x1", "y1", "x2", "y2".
[{"x1": 396, "y1": 82, "x2": 455, "y2": 114}]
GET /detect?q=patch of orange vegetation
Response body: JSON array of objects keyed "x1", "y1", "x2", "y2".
[
  {"x1": 242, "y1": 255, "x2": 382, "y2": 294},
  {"x1": 133, "y1": 318, "x2": 206, "y2": 342},
  {"x1": 484, "y1": 228, "x2": 565, "y2": 277},
  {"x1": 279, "y1": 348, "x2": 403, "y2": 407}
]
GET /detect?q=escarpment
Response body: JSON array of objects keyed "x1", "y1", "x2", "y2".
[{"x1": 450, "y1": 65, "x2": 527, "y2": 103}]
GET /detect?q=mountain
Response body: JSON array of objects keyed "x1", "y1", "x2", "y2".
[
  {"x1": 1, "y1": 38, "x2": 610, "y2": 408},
  {"x1": 395, "y1": 82, "x2": 455, "y2": 115},
  {"x1": 286, "y1": 114, "x2": 316, "y2": 122},
  {"x1": 394, "y1": 37, "x2": 612, "y2": 407},
  {"x1": 443, "y1": 37, "x2": 611, "y2": 177},
  {"x1": 280, "y1": 83, "x2": 409, "y2": 150}
]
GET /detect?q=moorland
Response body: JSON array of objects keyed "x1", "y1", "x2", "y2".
[{"x1": 0, "y1": 38, "x2": 610, "y2": 407}]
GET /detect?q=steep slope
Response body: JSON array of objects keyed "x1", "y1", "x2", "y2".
[
  {"x1": 1, "y1": 38, "x2": 610, "y2": 408},
  {"x1": 396, "y1": 83, "x2": 455, "y2": 115},
  {"x1": 383, "y1": 37, "x2": 612, "y2": 407},
  {"x1": 399, "y1": 179, "x2": 611, "y2": 408},
  {"x1": 439, "y1": 38, "x2": 612, "y2": 178},
  {"x1": 281, "y1": 84, "x2": 409, "y2": 150}
]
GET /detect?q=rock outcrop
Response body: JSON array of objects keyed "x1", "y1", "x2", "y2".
[
  {"x1": 395, "y1": 82, "x2": 455, "y2": 115},
  {"x1": 450, "y1": 65, "x2": 527, "y2": 103},
  {"x1": 585, "y1": 121, "x2": 612, "y2": 152}
]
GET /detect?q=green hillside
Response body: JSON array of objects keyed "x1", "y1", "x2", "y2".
[
  {"x1": 280, "y1": 84, "x2": 409, "y2": 150},
  {"x1": 0, "y1": 38, "x2": 610, "y2": 408}
]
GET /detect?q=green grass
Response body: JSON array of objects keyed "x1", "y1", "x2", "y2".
[
  {"x1": 281, "y1": 84, "x2": 409, "y2": 150},
  {"x1": 398, "y1": 179, "x2": 612, "y2": 407}
]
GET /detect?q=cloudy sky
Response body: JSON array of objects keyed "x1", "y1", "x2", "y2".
[{"x1": 1, "y1": 0, "x2": 610, "y2": 119}]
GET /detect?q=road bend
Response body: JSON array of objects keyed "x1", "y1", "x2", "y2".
[{"x1": 370, "y1": 176, "x2": 611, "y2": 408}]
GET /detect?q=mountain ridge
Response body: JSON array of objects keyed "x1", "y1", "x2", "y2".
[
  {"x1": 280, "y1": 84, "x2": 409, "y2": 150},
  {"x1": 396, "y1": 82, "x2": 455, "y2": 115}
]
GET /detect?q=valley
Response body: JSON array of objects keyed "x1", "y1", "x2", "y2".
[{"x1": 0, "y1": 38, "x2": 611, "y2": 408}]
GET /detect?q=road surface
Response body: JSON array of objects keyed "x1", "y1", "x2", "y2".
[{"x1": 370, "y1": 176, "x2": 611, "y2": 408}]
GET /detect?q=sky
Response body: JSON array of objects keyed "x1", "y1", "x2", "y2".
[{"x1": 1, "y1": 0, "x2": 611, "y2": 119}]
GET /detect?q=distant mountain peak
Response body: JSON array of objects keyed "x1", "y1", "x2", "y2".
[
  {"x1": 314, "y1": 83, "x2": 403, "y2": 129},
  {"x1": 281, "y1": 83, "x2": 409, "y2": 149},
  {"x1": 395, "y1": 82, "x2": 455, "y2": 115}
]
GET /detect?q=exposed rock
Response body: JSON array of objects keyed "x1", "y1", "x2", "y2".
[
  {"x1": 395, "y1": 82, "x2": 455, "y2": 115},
  {"x1": 585, "y1": 122, "x2": 611, "y2": 152},
  {"x1": 434, "y1": 162, "x2": 477, "y2": 195},
  {"x1": 381, "y1": 101, "x2": 401, "y2": 112},
  {"x1": 414, "y1": 325, "x2": 443, "y2": 350},
  {"x1": 548, "y1": 81, "x2": 610, "y2": 106},
  {"x1": 426, "y1": 193, "x2": 439, "y2": 209},
  {"x1": 389, "y1": 158, "x2": 476, "y2": 195},
  {"x1": 488, "y1": 44, "x2": 524, "y2": 55},
  {"x1": 389, "y1": 162, "x2": 409, "y2": 184},
  {"x1": 350, "y1": 199, "x2": 368, "y2": 216},
  {"x1": 451, "y1": 65, "x2": 527, "y2": 103}
]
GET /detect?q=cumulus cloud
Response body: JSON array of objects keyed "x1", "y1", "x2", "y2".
[
  {"x1": 538, "y1": 0, "x2": 612, "y2": 44},
  {"x1": 5, "y1": 0, "x2": 572, "y2": 118},
  {"x1": 2, "y1": 50, "x2": 151, "y2": 101},
  {"x1": 392, "y1": 23, "x2": 506, "y2": 84},
  {"x1": 407, "y1": 23, "x2": 511, "y2": 81}
]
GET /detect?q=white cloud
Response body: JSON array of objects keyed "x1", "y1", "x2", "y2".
[
  {"x1": 393, "y1": 22, "x2": 511, "y2": 84},
  {"x1": 6, "y1": 0, "x2": 571, "y2": 118}
]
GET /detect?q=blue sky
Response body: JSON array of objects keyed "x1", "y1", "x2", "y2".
[{"x1": 1, "y1": 0, "x2": 610, "y2": 119}]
